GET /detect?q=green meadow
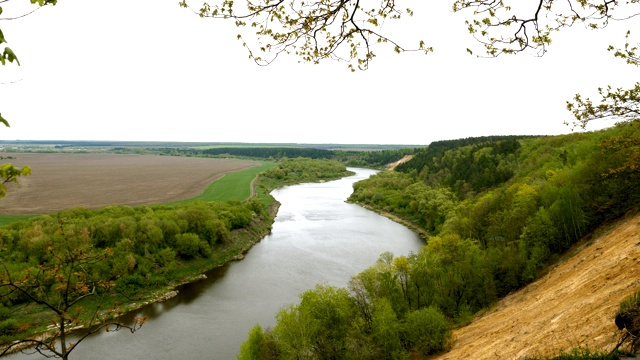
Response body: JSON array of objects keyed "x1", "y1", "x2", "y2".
[{"x1": 167, "y1": 162, "x2": 276, "y2": 204}]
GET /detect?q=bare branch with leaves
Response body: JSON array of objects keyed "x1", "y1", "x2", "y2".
[
  {"x1": 0, "y1": 221, "x2": 146, "y2": 360},
  {"x1": 454, "y1": 0, "x2": 640, "y2": 57},
  {"x1": 566, "y1": 30, "x2": 639, "y2": 130},
  {"x1": 179, "y1": 0, "x2": 432, "y2": 71},
  {"x1": 566, "y1": 83, "x2": 640, "y2": 129}
]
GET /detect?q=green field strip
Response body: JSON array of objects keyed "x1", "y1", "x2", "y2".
[
  {"x1": 0, "y1": 215, "x2": 36, "y2": 227},
  {"x1": 167, "y1": 161, "x2": 276, "y2": 204}
]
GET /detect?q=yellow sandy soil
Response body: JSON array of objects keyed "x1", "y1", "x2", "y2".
[{"x1": 433, "y1": 212, "x2": 640, "y2": 359}]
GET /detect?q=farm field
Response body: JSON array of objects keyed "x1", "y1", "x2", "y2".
[{"x1": 0, "y1": 153, "x2": 260, "y2": 215}]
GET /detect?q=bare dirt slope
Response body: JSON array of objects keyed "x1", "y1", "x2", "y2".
[
  {"x1": 0, "y1": 153, "x2": 259, "y2": 215},
  {"x1": 434, "y1": 212, "x2": 640, "y2": 360},
  {"x1": 385, "y1": 155, "x2": 414, "y2": 170}
]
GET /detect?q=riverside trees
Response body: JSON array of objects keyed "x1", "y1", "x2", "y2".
[
  {"x1": 0, "y1": 200, "x2": 264, "y2": 357},
  {"x1": 0, "y1": 221, "x2": 147, "y2": 360},
  {"x1": 0, "y1": 199, "x2": 270, "y2": 359}
]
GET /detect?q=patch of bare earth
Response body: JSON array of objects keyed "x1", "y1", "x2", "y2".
[
  {"x1": 0, "y1": 153, "x2": 260, "y2": 215},
  {"x1": 386, "y1": 155, "x2": 414, "y2": 170},
  {"x1": 433, "y1": 212, "x2": 640, "y2": 360}
]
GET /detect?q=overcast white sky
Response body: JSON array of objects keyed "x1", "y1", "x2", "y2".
[{"x1": 0, "y1": 0, "x2": 636, "y2": 145}]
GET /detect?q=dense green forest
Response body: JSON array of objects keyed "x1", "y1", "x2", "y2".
[
  {"x1": 239, "y1": 121, "x2": 640, "y2": 359},
  {"x1": 0, "y1": 158, "x2": 353, "y2": 353}
]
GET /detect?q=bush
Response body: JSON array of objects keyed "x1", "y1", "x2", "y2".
[
  {"x1": 403, "y1": 306, "x2": 452, "y2": 356},
  {"x1": 114, "y1": 273, "x2": 146, "y2": 298},
  {"x1": 175, "y1": 233, "x2": 202, "y2": 259},
  {"x1": 0, "y1": 306, "x2": 10, "y2": 321},
  {"x1": 238, "y1": 324, "x2": 268, "y2": 360},
  {"x1": 614, "y1": 289, "x2": 640, "y2": 353},
  {"x1": 0, "y1": 319, "x2": 18, "y2": 336}
]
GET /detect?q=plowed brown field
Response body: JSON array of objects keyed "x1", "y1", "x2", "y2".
[
  {"x1": 433, "y1": 212, "x2": 640, "y2": 359},
  {"x1": 0, "y1": 153, "x2": 259, "y2": 215}
]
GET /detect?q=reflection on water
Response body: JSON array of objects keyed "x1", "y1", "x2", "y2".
[{"x1": 8, "y1": 168, "x2": 425, "y2": 360}]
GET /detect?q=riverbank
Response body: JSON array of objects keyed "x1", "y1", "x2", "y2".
[
  {"x1": 349, "y1": 200, "x2": 429, "y2": 241},
  {"x1": 118, "y1": 199, "x2": 282, "y2": 314}
]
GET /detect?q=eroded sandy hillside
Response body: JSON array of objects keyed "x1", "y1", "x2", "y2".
[{"x1": 433, "y1": 212, "x2": 640, "y2": 359}]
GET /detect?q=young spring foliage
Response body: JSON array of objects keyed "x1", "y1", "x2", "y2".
[
  {"x1": 179, "y1": 0, "x2": 432, "y2": 71},
  {"x1": 351, "y1": 120, "x2": 640, "y2": 302},
  {"x1": 455, "y1": 0, "x2": 639, "y2": 56},
  {"x1": 0, "y1": 0, "x2": 58, "y2": 122},
  {"x1": 238, "y1": 282, "x2": 452, "y2": 359}
]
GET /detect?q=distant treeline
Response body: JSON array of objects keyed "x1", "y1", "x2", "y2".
[
  {"x1": 150, "y1": 146, "x2": 421, "y2": 167},
  {"x1": 0, "y1": 140, "x2": 421, "y2": 152},
  {"x1": 200, "y1": 147, "x2": 334, "y2": 159},
  {"x1": 1, "y1": 140, "x2": 426, "y2": 169}
]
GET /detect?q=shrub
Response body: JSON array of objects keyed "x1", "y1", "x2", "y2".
[
  {"x1": 175, "y1": 233, "x2": 202, "y2": 259},
  {"x1": 403, "y1": 306, "x2": 452, "y2": 356},
  {"x1": 614, "y1": 289, "x2": 640, "y2": 353},
  {"x1": 0, "y1": 319, "x2": 18, "y2": 336}
]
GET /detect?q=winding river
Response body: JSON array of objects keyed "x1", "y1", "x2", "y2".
[{"x1": 10, "y1": 168, "x2": 424, "y2": 360}]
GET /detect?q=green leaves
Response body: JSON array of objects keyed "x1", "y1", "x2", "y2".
[
  {"x1": 0, "y1": 113, "x2": 9, "y2": 128},
  {"x1": 0, "y1": 164, "x2": 31, "y2": 199},
  {"x1": 31, "y1": 0, "x2": 58, "y2": 6},
  {"x1": 1, "y1": 47, "x2": 20, "y2": 66},
  {"x1": 185, "y1": 0, "x2": 430, "y2": 70},
  {"x1": 456, "y1": 0, "x2": 632, "y2": 57},
  {"x1": 566, "y1": 82, "x2": 640, "y2": 130},
  {"x1": 608, "y1": 30, "x2": 639, "y2": 66}
]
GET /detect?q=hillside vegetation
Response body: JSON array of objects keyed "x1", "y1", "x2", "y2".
[
  {"x1": 433, "y1": 211, "x2": 640, "y2": 359},
  {"x1": 239, "y1": 121, "x2": 640, "y2": 359}
]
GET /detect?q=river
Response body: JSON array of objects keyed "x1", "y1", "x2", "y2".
[{"x1": 9, "y1": 168, "x2": 425, "y2": 360}]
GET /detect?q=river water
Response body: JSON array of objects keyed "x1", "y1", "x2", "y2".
[{"x1": 9, "y1": 168, "x2": 424, "y2": 360}]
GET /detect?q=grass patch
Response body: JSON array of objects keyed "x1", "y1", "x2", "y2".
[
  {"x1": 168, "y1": 162, "x2": 276, "y2": 204},
  {"x1": 0, "y1": 215, "x2": 35, "y2": 227}
]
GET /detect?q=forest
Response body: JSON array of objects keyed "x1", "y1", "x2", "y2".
[{"x1": 238, "y1": 120, "x2": 640, "y2": 359}]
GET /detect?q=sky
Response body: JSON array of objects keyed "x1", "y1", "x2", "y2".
[{"x1": 0, "y1": 0, "x2": 636, "y2": 145}]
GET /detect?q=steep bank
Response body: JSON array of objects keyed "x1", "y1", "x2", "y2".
[{"x1": 433, "y1": 212, "x2": 640, "y2": 359}]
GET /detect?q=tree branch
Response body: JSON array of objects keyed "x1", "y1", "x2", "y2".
[{"x1": 181, "y1": 0, "x2": 430, "y2": 70}]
